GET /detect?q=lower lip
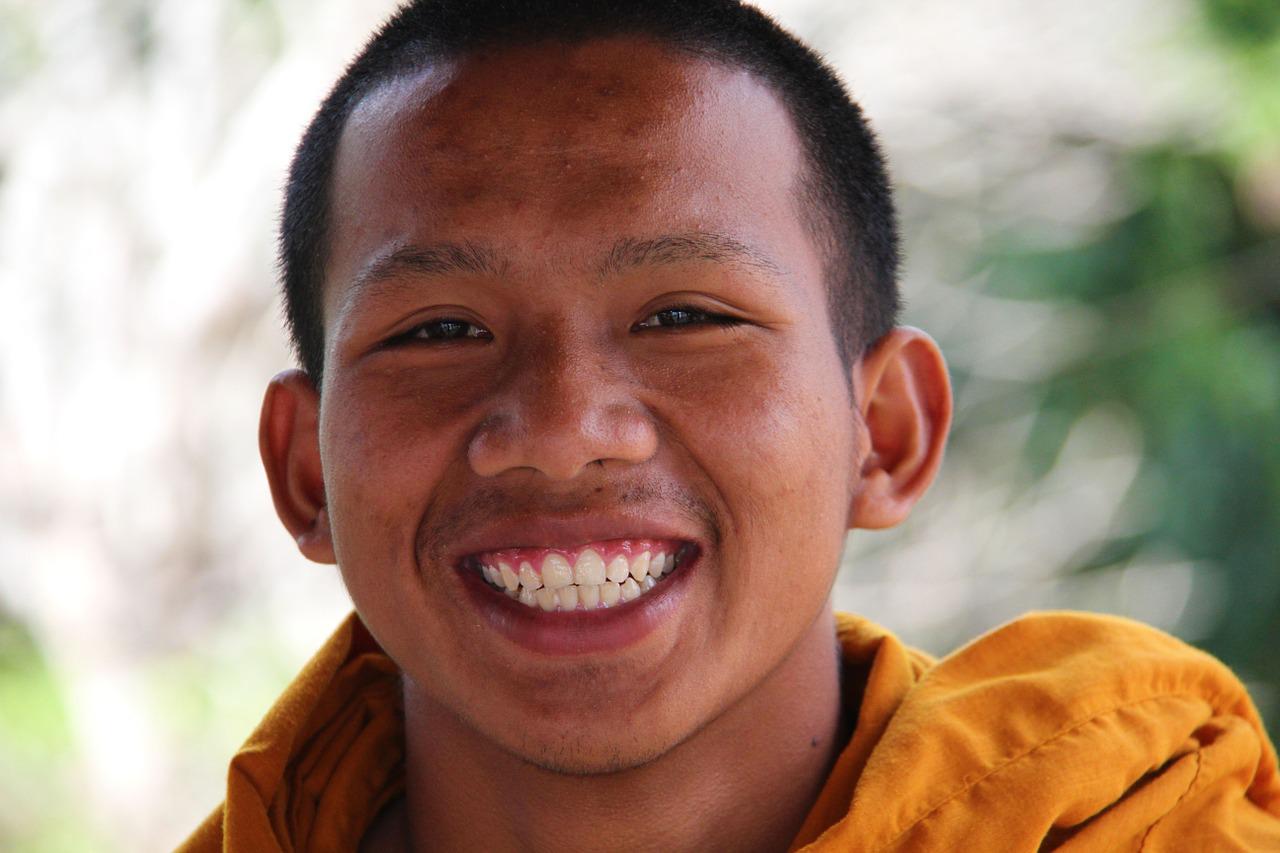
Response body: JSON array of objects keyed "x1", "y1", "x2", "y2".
[{"x1": 456, "y1": 554, "x2": 698, "y2": 656}]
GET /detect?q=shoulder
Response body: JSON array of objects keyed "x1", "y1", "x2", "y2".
[
  {"x1": 925, "y1": 610, "x2": 1252, "y2": 718},
  {"x1": 906, "y1": 610, "x2": 1278, "y2": 811},
  {"x1": 817, "y1": 610, "x2": 1280, "y2": 851}
]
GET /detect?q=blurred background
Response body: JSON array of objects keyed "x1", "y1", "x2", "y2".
[{"x1": 1, "y1": 0, "x2": 1277, "y2": 848}]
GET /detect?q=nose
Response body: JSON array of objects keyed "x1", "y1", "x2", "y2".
[{"x1": 467, "y1": 332, "x2": 658, "y2": 480}]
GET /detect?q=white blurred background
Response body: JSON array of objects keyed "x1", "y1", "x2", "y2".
[{"x1": 2, "y1": 0, "x2": 1277, "y2": 848}]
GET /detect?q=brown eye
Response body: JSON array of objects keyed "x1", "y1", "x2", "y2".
[
  {"x1": 401, "y1": 318, "x2": 492, "y2": 342},
  {"x1": 634, "y1": 307, "x2": 740, "y2": 330}
]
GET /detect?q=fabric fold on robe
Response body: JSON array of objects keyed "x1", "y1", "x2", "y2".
[
  {"x1": 180, "y1": 611, "x2": 1280, "y2": 852},
  {"x1": 181, "y1": 618, "x2": 403, "y2": 852}
]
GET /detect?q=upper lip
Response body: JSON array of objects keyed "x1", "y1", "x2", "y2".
[{"x1": 445, "y1": 509, "x2": 706, "y2": 565}]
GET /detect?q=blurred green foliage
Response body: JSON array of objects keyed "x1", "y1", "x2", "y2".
[
  {"x1": 1202, "y1": 0, "x2": 1280, "y2": 48},
  {"x1": 968, "y1": 0, "x2": 1280, "y2": 730},
  {"x1": 0, "y1": 616, "x2": 100, "y2": 851}
]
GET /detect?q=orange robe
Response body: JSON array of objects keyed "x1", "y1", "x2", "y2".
[{"x1": 180, "y1": 611, "x2": 1280, "y2": 851}]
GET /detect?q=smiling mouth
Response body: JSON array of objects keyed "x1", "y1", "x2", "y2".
[{"x1": 464, "y1": 538, "x2": 698, "y2": 611}]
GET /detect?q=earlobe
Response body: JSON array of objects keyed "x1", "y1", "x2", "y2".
[
  {"x1": 848, "y1": 327, "x2": 953, "y2": 530},
  {"x1": 259, "y1": 369, "x2": 336, "y2": 563}
]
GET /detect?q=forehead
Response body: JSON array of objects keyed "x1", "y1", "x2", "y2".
[{"x1": 325, "y1": 36, "x2": 816, "y2": 306}]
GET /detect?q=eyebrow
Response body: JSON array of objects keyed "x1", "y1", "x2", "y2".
[
  {"x1": 351, "y1": 240, "x2": 506, "y2": 293},
  {"x1": 598, "y1": 231, "x2": 784, "y2": 279},
  {"x1": 348, "y1": 230, "x2": 784, "y2": 297}
]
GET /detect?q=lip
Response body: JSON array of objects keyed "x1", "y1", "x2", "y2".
[
  {"x1": 443, "y1": 510, "x2": 707, "y2": 656},
  {"x1": 445, "y1": 510, "x2": 707, "y2": 565},
  {"x1": 457, "y1": 546, "x2": 700, "y2": 656}
]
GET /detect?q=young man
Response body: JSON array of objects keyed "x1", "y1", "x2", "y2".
[{"x1": 182, "y1": 2, "x2": 1280, "y2": 850}]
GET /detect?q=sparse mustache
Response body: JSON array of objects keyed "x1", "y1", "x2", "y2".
[{"x1": 417, "y1": 479, "x2": 720, "y2": 563}]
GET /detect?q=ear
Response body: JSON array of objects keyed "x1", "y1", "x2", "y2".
[
  {"x1": 848, "y1": 327, "x2": 952, "y2": 530},
  {"x1": 259, "y1": 369, "x2": 335, "y2": 563}
]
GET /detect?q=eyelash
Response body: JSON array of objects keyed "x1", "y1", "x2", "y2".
[
  {"x1": 632, "y1": 306, "x2": 742, "y2": 331},
  {"x1": 388, "y1": 305, "x2": 741, "y2": 346},
  {"x1": 393, "y1": 318, "x2": 493, "y2": 344}
]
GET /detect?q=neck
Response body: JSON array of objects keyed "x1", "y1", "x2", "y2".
[{"x1": 395, "y1": 608, "x2": 844, "y2": 853}]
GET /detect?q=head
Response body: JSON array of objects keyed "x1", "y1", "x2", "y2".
[
  {"x1": 280, "y1": 0, "x2": 901, "y2": 385},
  {"x1": 260, "y1": 0, "x2": 950, "y2": 776}
]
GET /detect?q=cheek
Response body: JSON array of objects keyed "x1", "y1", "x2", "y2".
[
  {"x1": 658, "y1": 340, "x2": 852, "y2": 490},
  {"x1": 319, "y1": 370, "x2": 476, "y2": 567},
  {"x1": 323, "y1": 362, "x2": 481, "y2": 468},
  {"x1": 650, "y1": 339, "x2": 855, "y2": 567}
]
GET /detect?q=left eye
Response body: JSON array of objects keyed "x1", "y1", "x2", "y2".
[
  {"x1": 401, "y1": 318, "x2": 492, "y2": 342},
  {"x1": 633, "y1": 307, "x2": 740, "y2": 330}
]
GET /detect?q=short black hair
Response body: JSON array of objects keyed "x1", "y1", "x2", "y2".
[{"x1": 280, "y1": 0, "x2": 900, "y2": 384}]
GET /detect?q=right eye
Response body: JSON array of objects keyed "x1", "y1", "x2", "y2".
[{"x1": 392, "y1": 318, "x2": 493, "y2": 344}]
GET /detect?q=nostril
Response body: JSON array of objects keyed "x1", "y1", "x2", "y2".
[{"x1": 467, "y1": 396, "x2": 658, "y2": 480}]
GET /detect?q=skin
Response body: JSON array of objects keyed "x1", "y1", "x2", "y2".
[{"x1": 260, "y1": 36, "x2": 951, "y2": 853}]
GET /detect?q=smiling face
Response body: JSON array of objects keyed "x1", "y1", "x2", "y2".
[{"x1": 313, "y1": 36, "x2": 862, "y2": 773}]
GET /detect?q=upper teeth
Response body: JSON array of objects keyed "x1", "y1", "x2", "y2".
[{"x1": 476, "y1": 542, "x2": 683, "y2": 611}]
